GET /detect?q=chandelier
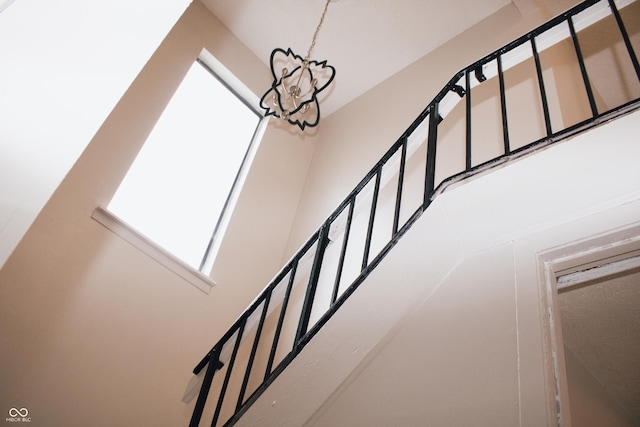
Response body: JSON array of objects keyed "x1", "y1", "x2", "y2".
[{"x1": 259, "y1": 0, "x2": 336, "y2": 130}]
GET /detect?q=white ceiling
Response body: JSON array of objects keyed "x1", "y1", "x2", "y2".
[{"x1": 200, "y1": 0, "x2": 538, "y2": 116}]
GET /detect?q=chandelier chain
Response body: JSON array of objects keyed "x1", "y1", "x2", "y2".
[{"x1": 306, "y1": 0, "x2": 332, "y2": 60}]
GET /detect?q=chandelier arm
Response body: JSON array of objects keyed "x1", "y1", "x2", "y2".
[
  {"x1": 291, "y1": 62, "x2": 309, "y2": 98},
  {"x1": 280, "y1": 64, "x2": 304, "y2": 100}
]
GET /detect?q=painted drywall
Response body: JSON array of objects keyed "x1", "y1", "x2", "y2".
[
  {"x1": 0, "y1": 2, "x2": 315, "y2": 426},
  {"x1": 1, "y1": 1, "x2": 635, "y2": 425},
  {"x1": 238, "y1": 108, "x2": 640, "y2": 427},
  {"x1": 281, "y1": 2, "x2": 552, "y2": 259},
  {"x1": 0, "y1": 0, "x2": 191, "y2": 269},
  {"x1": 278, "y1": 0, "x2": 611, "y2": 262},
  {"x1": 192, "y1": 3, "x2": 621, "y2": 423},
  {"x1": 192, "y1": 15, "x2": 574, "y2": 419},
  {"x1": 263, "y1": 2, "x2": 575, "y2": 371},
  {"x1": 559, "y1": 272, "x2": 640, "y2": 424},
  {"x1": 580, "y1": 2, "x2": 640, "y2": 110},
  {"x1": 564, "y1": 346, "x2": 636, "y2": 426}
]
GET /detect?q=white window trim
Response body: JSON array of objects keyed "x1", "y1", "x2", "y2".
[
  {"x1": 198, "y1": 116, "x2": 268, "y2": 274},
  {"x1": 93, "y1": 48, "x2": 269, "y2": 290},
  {"x1": 0, "y1": 0, "x2": 16, "y2": 14},
  {"x1": 92, "y1": 206, "x2": 216, "y2": 294},
  {"x1": 537, "y1": 224, "x2": 640, "y2": 426},
  {"x1": 194, "y1": 49, "x2": 269, "y2": 275}
]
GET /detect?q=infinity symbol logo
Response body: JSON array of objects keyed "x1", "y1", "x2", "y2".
[{"x1": 8, "y1": 408, "x2": 28, "y2": 417}]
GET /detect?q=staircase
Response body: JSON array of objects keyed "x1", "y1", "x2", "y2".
[{"x1": 188, "y1": 1, "x2": 640, "y2": 425}]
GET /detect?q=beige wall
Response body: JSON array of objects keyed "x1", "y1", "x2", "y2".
[
  {"x1": 564, "y1": 348, "x2": 636, "y2": 426},
  {"x1": 0, "y1": 0, "x2": 191, "y2": 269},
  {"x1": 0, "y1": 2, "x2": 314, "y2": 426},
  {"x1": 281, "y1": 0, "x2": 629, "y2": 262},
  {"x1": 1, "y1": 0, "x2": 635, "y2": 426},
  {"x1": 196, "y1": 2, "x2": 597, "y2": 424},
  {"x1": 277, "y1": 2, "x2": 559, "y2": 332},
  {"x1": 282, "y1": 3, "x2": 553, "y2": 257},
  {"x1": 236, "y1": 110, "x2": 640, "y2": 427}
]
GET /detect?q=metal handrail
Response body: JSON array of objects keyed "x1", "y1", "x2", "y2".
[{"x1": 189, "y1": 0, "x2": 640, "y2": 425}]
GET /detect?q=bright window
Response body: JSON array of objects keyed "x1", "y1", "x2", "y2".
[{"x1": 108, "y1": 56, "x2": 263, "y2": 272}]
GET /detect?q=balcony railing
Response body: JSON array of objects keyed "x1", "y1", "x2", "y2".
[{"x1": 188, "y1": 0, "x2": 640, "y2": 425}]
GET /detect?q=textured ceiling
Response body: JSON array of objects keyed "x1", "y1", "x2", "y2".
[
  {"x1": 200, "y1": 0, "x2": 528, "y2": 116},
  {"x1": 558, "y1": 268, "x2": 640, "y2": 423}
]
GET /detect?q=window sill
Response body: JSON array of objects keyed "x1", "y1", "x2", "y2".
[{"x1": 91, "y1": 207, "x2": 215, "y2": 294}]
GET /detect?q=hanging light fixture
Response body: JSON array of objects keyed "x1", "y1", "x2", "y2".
[{"x1": 259, "y1": 0, "x2": 336, "y2": 130}]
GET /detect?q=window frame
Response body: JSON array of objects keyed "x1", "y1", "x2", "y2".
[
  {"x1": 93, "y1": 49, "x2": 268, "y2": 292},
  {"x1": 195, "y1": 52, "x2": 268, "y2": 274}
]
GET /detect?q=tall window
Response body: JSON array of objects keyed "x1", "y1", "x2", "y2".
[{"x1": 108, "y1": 54, "x2": 264, "y2": 272}]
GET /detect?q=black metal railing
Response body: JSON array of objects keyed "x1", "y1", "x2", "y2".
[{"x1": 189, "y1": 0, "x2": 639, "y2": 425}]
